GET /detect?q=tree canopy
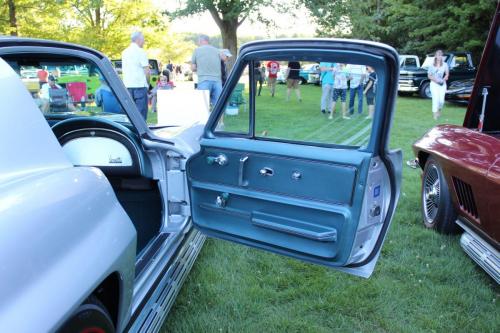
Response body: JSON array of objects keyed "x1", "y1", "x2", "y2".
[
  {"x1": 303, "y1": 0, "x2": 495, "y2": 62},
  {"x1": 0, "y1": 0, "x2": 195, "y2": 62},
  {"x1": 168, "y1": 0, "x2": 284, "y2": 69}
]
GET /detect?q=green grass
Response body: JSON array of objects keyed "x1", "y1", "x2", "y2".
[{"x1": 161, "y1": 85, "x2": 499, "y2": 333}]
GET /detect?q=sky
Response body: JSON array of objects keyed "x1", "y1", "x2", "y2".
[{"x1": 157, "y1": 1, "x2": 318, "y2": 38}]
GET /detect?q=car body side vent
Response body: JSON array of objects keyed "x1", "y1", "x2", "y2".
[{"x1": 452, "y1": 177, "x2": 479, "y2": 220}]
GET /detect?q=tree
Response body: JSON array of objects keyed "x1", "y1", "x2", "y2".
[
  {"x1": 303, "y1": 0, "x2": 495, "y2": 63},
  {"x1": 0, "y1": 0, "x2": 196, "y2": 63},
  {"x1": 168, "y1": 0, "x2": 279, "y2": 69},
  {"x1": 0, "y1": 0, "x2": 68, "y2": 39},
  {"x1": 65, "y1": 0, "x2": 164, "y2": 57}
]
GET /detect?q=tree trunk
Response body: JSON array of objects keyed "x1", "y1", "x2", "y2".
[
  {"x1": 219, "y1": 19, "x2": 238, "y2": 71},
  {"x1": 95, "y1": 7, "x2": 101, "y2": 29},
  {"x1": 7, "y1": 0, "x2": 18, "y2": 36}
]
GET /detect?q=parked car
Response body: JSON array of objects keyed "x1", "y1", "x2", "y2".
[
  {"x1": 399, "y1": 55, "x2": 420, "y2": 69},
  {"x1": 411, "y1": 4, "x2": 499, "y2": 284},
  {"x1": 275, "y1": 62, "x2": 320, "y2": 85},
  {"x1": 0, "y1": 37, "x2": 402, "y2": 332},
  {"x1": 445, "y1": 78, "x2": 474, "y2": 105},
  {"x1": 398, "y1": 51, "x2": 476, "y2": 98},
  {"x1": 299, "y1": 63, "x2": 321, "y2": 85}
]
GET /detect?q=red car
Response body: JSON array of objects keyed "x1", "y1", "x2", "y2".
[{"x1": 412, "y1": 4, "x2": 499, "y2": 284}]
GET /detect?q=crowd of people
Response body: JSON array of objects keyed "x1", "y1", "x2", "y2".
[
  {"x1": 119, "y1": 31, "x2": 381, "y2": 121},
  {"x1": 119, "y1": 32, "x2": 448, "y2": 126},
  {"x1": 26, "y1": 31, "x2": 446, "y2": 131},
  {"x1": 317, "y1": 62, "x2": 377, "y2": 120}
]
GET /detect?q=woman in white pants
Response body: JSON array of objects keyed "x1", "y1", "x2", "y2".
[{"x1": 427, "y1": 50, "x2": 449, "y2": 120}]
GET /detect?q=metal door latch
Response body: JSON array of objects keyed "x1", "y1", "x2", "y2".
[{"x1": 369, "y1": 205, "x2": 381, "y2": 217}]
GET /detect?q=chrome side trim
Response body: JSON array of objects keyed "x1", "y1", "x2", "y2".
[
  {"x1": 456, "y1": 220, "x2": 499, "y2": 284},
  {"x1": 128, "y1": 229, "x2": 206, "y2": 332}
]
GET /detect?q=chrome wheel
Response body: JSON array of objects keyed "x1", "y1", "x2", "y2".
[
  {"x1": 424, "y1": 84, "x2": 432, "y2": 98},
  {"x1": 423, "y1": 164, "x2": 440, "y2": 224}
]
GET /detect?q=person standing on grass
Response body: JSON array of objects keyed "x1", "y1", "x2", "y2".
[
  {"x1": 122, "y1": 31, "x2": 150, "y2": 120},
  {"x1": 37, "y1": 67, "x2": 49, "y2": 89},
  {"x1": 319, "y1": 62, "x2": 335, "y2": 114},
  {"x1": 191, "y1": 34, "x2": 223, "y2": 108},
  {"x1": 330, "y1": 64, "x2": 349, "y2": 119},
  {"x1": 428, "y1": 49, "x2": 449, "y2": 120},
  {"x1": 347, "y1": 63, "x2": 366, "y2": 116},
  {"x1": 286, "y1": 61, "x2": 302, "y2": 102},
  {"x1": 254, "y1": 61, "x2": 264, "y2": 96},
  {"x1": 266, "y1": 60, "x2": 280, "y2": 97},
  {"x1": 363, "y1": 66, "x2": 377, "y2": 119},
  {"x1": 220, "y1": 49, "x2": 232, "y2": 86}
]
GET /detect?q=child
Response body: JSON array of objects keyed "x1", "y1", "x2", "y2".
[
  {"x1": 330, "y1": 63, "x2": 349, "y2": 119},
  {"x1": 363, "y1": 66, "x2": 377, "y2": 119},
  {"x1": 150, "y1": 75, "x2": 173, "y2": 113}
]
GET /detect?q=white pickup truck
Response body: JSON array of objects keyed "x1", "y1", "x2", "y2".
[{"x1": 399, "y1": 55, "x2": 420, "y2": 69}]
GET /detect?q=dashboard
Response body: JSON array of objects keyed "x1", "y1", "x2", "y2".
[{"x1": 51, "y1": 117, "x2": 149, "y2": 177}]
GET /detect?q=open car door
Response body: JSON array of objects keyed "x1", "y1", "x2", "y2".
[{"x1": 186, "y1": 40, "x2": 402, "y2": 278}]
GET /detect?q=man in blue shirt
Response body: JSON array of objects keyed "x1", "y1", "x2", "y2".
[{"x1": 319, "y1": 62, "x2": 335, "y2": 114}]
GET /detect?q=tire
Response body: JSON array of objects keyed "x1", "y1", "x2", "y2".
[
  {"x1": 419, "y1": 81, "x2": 431, "y2": 99},
  {"x1": 58, "y1": 296, "x2": 115, "y2": 333},
  {"x1": 300, "y1": 77, "x2": 307, "y2": 85},
  {"x1": 421, "y1": 157, "x2": 459, "y2": 234}
]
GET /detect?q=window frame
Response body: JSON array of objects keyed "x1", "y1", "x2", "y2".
[{"x1": 209, "y1": 50, "x2": 390, "y2": 154}]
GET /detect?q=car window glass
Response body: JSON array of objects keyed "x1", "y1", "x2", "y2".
[
  {"x1": 405, "y1": 58, "x2": 417, "y2": 67},
  {"x1": 254, "y1": 60, "x2": 375, "y2": 147},
  {"x1": 4, "y1": 54, "x2": 131, "y2": 124},
  {"x1": 214, "y1": 64, "x2": 250, "y2": 134},
  {"x1": 451, "y1": 56, "x2": 468, "y2": 68}
]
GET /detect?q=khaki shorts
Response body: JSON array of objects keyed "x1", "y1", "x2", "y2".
[
  {"x1": 268, "y1": 77, "x2": 277, "y2": 85},
  {"x1": 287, "y1": 79, "x2": 300, "y2": 89}
]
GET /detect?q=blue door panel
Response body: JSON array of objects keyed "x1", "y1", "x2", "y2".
[
  {"x1": 191, "y1": 186, "x2": 352, "y2": 260},
  {"x1": 188, "y1": 139, "x2": 372, "y2": 265},
  {"x1": 188, "y1": 147, "x2": 359, "y2": 205}
]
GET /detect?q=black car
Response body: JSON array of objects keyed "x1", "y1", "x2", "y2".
[
  {"x1": 398, "y1": 52, "x2": 476, "y2": 98},
  {"x1": 445, "y1": 78, "x2": 474, "y2": 105}
]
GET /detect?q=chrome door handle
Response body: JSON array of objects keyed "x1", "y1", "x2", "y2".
[
  {"x1": 207, "y1": 154, "x2": 228, "y2": 166},
  {"x1": 238, "y1": 156, "x2": 249, "y2": 186},
  {"x1": 259, "y1": 167, "x2": 274, "y2": 176}
]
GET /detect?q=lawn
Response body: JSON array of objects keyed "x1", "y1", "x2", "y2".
[{"x1": 160, "y1": 84, "x2": 499, "y2": 333}]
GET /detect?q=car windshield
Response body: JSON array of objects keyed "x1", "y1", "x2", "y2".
[
  {"x1": 422, "y1": 55, "x2": 449, "y2": 69},
  {"x1": 4, "y1": 54, "x2": 131, "y2": 125}
]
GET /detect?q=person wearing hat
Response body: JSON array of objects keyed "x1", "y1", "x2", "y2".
[{"x1": 220, "y1": 49, "x2": 232, "y2": 86}]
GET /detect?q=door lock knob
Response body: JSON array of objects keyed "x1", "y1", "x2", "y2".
[{"x1": 216, "y1": 193, "x2": 230, "y2": 208}]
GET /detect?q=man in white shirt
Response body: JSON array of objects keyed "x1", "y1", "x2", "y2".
[{"x1": 122, "y1": 31, "x2": 150, "y2": 120}]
